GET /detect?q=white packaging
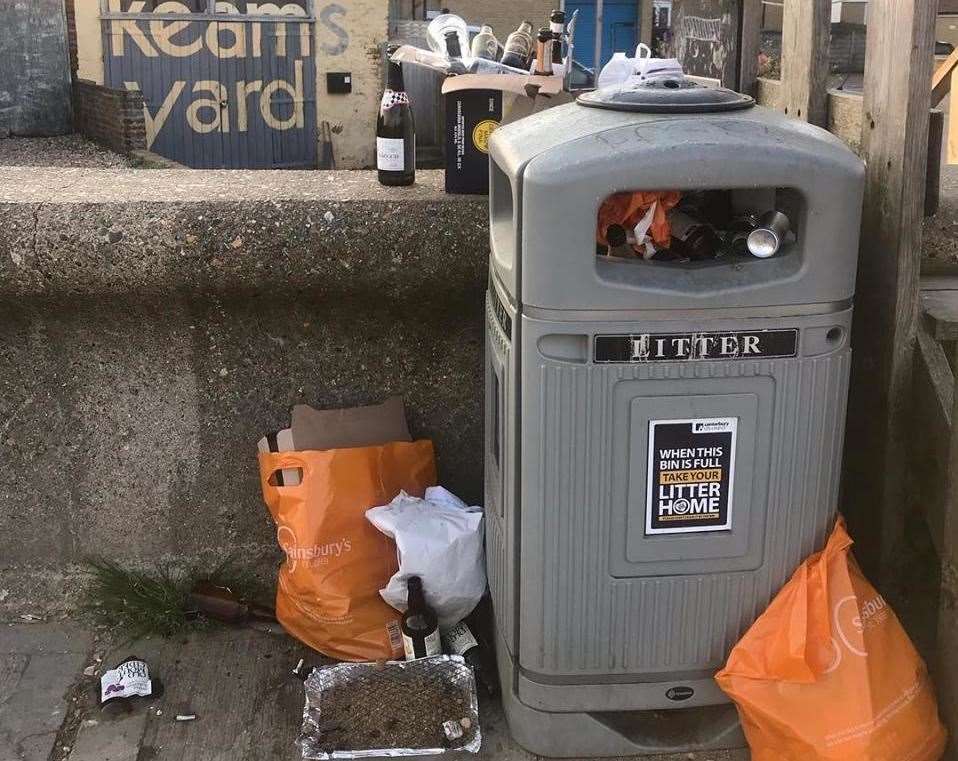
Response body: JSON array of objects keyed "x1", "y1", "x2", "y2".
[
  {"x1": 99, "y1": 659, "x2": 152, "y2": 704},
  {"x1": 366, "y1": 487, "x2": 485, "y2": 628}
]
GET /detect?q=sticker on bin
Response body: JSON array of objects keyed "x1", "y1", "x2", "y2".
[
  {"x1": 594, "y1": 329, "x2": 798, "y2": 363},
  {"x1": 646, "y1": 418, "x2": 737, "y2": 535}
]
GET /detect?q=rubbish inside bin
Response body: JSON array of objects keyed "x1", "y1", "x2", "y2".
[
  {"x1": 298, "y1": 655, "x2": 481, "y2": 759},
  {"x1": 389, "y1": 8, "x2": 577, "y2": 82},
  {"x1": 596, "y1": 188, "x2": 797, "y2": 263},
  {"x1": 716, "y1": 517, "x2": 947, "y2": 761}
]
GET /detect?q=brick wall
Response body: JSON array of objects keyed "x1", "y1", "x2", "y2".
[
  {"x1": 72, "y1": 81, "x2": 147, "y2": 153},
  {"x1": 440, "y1": 0, "x2": 556, "y2": 41}
]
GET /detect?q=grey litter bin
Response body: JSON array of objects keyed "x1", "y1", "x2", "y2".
[{"x1": 483, "y1": 81, "x2": 864, "y2": 757}]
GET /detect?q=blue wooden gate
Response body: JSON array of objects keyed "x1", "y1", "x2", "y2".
[
  {"x1": 566, "y1": 0, "x2": 638, "y2": 71},
  {"x1": 102, "y1": 0, "x2": 317, "y2": 169}
]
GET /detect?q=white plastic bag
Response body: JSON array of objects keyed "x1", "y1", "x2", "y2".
[
  {"x1": 366, "y1": 487, "x2": 485, "y2": 628},
  {"x1": 631, "y1": 43, "x2": 683, "y2": 83},
  {"x1": 597, "y1": 43, "x2": 684, "y2": 89}
]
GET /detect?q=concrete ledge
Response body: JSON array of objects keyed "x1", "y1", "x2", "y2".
[
  {"x1": 0, "y1": 169, "x2": 489, "y2": 607},
  {"x1": 0, "y1": 169, "x2": 486, "y2": 300}
]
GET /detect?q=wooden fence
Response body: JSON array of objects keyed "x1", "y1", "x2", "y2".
[{"x1": 718, "y1": 0, "x2": 954, "y2": 750}]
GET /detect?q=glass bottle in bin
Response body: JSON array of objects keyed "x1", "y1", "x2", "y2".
[
  {"x1": 443, "y1": 30, "x2": 463, "y2": 60},
  {"x1": 501, "y1": 21, "x2": 534, "y2": 70},
  {"x1": 550, "y1": 10, "x2": 565, "y2": 66},
  {"x1": 377, "y1": 45, "x2": 415, "y2": 187},
  {"x1": 534, "y1": 28, "x2": 554, "y2": 75},
  {"x1": 426, "y1": 13, "x2": 470, "y2": 60},
  {"x1": 605, "y1": 224, "x2": 634, "y2": 258},
  {"x1": 668, "y1": 208, "x2": 720, "y2": 260},
  {"x1": 471, "y1": 25, "x2": 500, "y2": 61},
  {"x1": 402, "y1": 576, "x2": 441, "y2": 659}
]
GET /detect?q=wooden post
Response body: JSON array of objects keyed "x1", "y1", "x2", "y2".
[
  {"x1": 843, "y1": 0, "x2": 939, "y2": 583},
  {"x1": 639, "y1": 0, "x2": 653, "y2": 48},
  {"x1": 779, "y1": 0, "x2": 829, "y2": 126},
  {"x1": 594, "y1": 0, "x2": 604, "y2": 76},
  {"x1": 738, "y1": 0, "x2": 762, "y2": 95}
]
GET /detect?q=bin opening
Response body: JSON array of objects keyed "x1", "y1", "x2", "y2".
[{"x1": 596, "y1": 187, "x2": 802, "y2": 266}]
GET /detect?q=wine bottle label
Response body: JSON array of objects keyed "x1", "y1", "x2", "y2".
[
  {"x1": 402, "y1": 628, "x2": 442, "y2": 660},
  {"x1": 380, "y1": 89, "x2": 409, "y2": 109},
  {"x1": 100, "y1": 660, "x2": 152, "y2": 704},
  {"x1": 377, "y1": 137, "x2": 405, "y2": 172},
  {"x1": 386, "y1": 620, "x2": 403, "y2": 655},
  {"x1": 442, "y1": 621, "x2": 479, "y2": 656}
]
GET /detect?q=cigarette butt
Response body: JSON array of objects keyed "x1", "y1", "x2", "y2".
[{"x1": 175, "y1": 714, "x2": 197, "y2": 722}]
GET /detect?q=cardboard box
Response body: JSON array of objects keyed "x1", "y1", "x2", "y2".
[
  {"x1": 441, "y1": 74, "x2": 573, "y2": 195},
  {"x1": 443, "y1": 88, "x2": 502, "y2": 195}
]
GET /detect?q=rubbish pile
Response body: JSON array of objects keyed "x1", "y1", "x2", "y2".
[
  {"x1": 391, "y1": 10, "x2": 576, "y2": 81},
  {"x1": 257, "y1": 398, "x2": 490, "y2": 756},
  {"x1": 597, "y1": 189, "x2": 794, "y2": 262}
]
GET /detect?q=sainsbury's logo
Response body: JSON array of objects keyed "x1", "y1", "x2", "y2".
[{"x1": 276, "y1": 525, "x2": 352, "y2": 572}]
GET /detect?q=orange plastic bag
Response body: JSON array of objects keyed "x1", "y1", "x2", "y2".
[
  {"x1": 258, "y1": 441, "x2": 437, "y2": 661},
  {"x1": 716, "y1": 517, "x2": 946, "y2": 761},
  {"x1": 596, "y1": 190, "x2": 682, "y2": 247}
]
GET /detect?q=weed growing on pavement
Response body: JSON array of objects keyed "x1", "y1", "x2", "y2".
[{"x1": 82, "y1": 556, "x2": 265, "y2": 639}]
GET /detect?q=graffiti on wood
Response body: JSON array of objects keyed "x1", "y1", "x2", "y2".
[
  {"x1": 669, "y1": 0, "x2": 738, "y2": 86},
  {"x1": 102, "y1": 0, "x2": 331, "y2": 168}
]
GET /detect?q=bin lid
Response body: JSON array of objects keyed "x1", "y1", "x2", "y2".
[{"x1": 577, "y1": 78, "x2": 754, "y2": 114}]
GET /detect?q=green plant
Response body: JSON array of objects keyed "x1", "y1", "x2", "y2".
[{"x1": 82, "y1": 556, "x2": 266, "y2": 639}]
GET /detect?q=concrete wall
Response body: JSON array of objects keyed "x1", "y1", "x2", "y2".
[
  {"x1": 71, "y1": 1, "x2": 387, "y2": 168},
  {"x1": 0, "y1": 167, "x2": 487, "y2": 614},
  {"x1": 73, "y1": 0, "x2": 106, "y2": 84},
  {"x1": 0, "y1": 0, "x2": 74, "y2": 137},
  {"x1": 315, "y1": 0, "x2": 388, "y2": 169}
]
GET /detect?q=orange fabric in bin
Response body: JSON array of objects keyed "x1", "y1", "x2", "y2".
[
  {"x1": 258, "y1": 441, "x2": 437, "y2": 662},
  {"x1": 597, "y1": 190, "x2": 682, "y2": 247}
]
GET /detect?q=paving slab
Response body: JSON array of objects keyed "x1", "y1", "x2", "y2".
[
  {"x1": 0, "y1": 623, "x2": 92, "y2": 761},
  {"x1": 62, "y1": 626, "x2": 747, "y2": 761}
]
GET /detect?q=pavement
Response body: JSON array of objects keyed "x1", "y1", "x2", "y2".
[
  {"x1": 0, "y1": 136, "x2": 133, "y2": 169},
  {"x1": 0, "y1": 621, "x2": 749, "y2": 761}
]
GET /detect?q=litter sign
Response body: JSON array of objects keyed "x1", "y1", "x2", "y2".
[{"x1": 646, "y1": 418, "x2": 737, "y2": 535}]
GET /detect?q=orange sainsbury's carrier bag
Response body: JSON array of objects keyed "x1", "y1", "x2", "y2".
[
  {"x1": 716, "y1": 517, "x2": 946, "y2": 761},
  {"x1": 258, "y1": 441, "x2": 436, "y2": 662}
]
